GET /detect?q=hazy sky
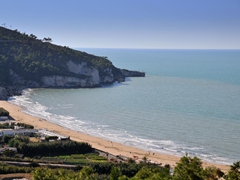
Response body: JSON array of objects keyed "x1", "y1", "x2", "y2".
[{"x1": 1, "y1": 0, "x2": 240, "y2": 49}]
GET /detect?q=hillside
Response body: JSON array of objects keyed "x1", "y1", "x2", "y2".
[{"x1": 0, "y1": 26, "x2": 144, "y2": 99}]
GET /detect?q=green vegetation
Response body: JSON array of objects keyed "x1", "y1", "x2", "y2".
[
  {"x1": 30, "y1": 157, "x2": 240, "y2": 180},
  {"x1": 16, "y1": 140, "x2": 93, "y2": 156},
  {"x1": 0, "y1": 107, "x2": 9, "y2": 116},
  {"x1": 45, "y1": 136, "x2": 58, "y2": 141},
  {"x1": 0, "y1": 26, "x2": 113, "y2": 85},
  {"x1": 31, "y1": 162, "x2": 171, "y2": 180},
  {"x1": 0, "y1": 122, "x2": 34, "y2": 129},
  {"x1": 225, "y1": 161, "x2": 240, "y2": 180},
  {"x1": 40, "y1": 153, "x2": 108, "y2": 164},
  {"x1": 0, "y1": 162, "x2": 32, "y2": 174},
  {"x1": 0, "y1": 135, "x2": 13, "y2": 143},
  {"x1": 0, "y1": 136, "x2": 239, "y2": 180}
]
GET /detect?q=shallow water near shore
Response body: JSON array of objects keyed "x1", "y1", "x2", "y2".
[{"x1": 9, "y1": 49, "x2": 240, "y2": 165}]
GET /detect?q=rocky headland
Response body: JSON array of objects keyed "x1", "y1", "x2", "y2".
[{"x1": 0, "y1": 26, "x2": 145, "y2": 100}]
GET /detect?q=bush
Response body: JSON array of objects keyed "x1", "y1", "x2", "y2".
[
  {"x1": 45, "y1": 136, "x2": 58, "y2": 141},
  {"x1": 19, "y1": 140, "x2": 93, "y2": 156}
]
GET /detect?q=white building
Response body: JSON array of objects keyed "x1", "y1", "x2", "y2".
[
  {"x1": 0, "y1": 116, "x2": 8, "y2": 121},
  {"x1": 38, "y1": 129, "x2": 69, "y2": 140}
]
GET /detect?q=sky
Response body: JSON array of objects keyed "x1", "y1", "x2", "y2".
[{"x1": 0, "y1": 0, "x2": 240, "y2": 49}]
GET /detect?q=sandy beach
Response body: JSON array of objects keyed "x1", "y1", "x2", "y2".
[{"x1": 0, "y1": 100, "x2": 230, "y2": 172}]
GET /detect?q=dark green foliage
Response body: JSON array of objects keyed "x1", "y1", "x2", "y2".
[
  {"x1": 45, "y1": 136, "x2": 58, "y2": 141},
  {"x1": 18, "y1": 140, "x2": 93, "y2": 156},
  {"x1": 173, "y1": 155, "x2": 204, "y2": 180},
  {"x1": 110, "y1": 166, "x2": 122, "y2": 180},
  {"x1": 6, "y1": 156, "x2": 240, "y2": 180},
  {"x1": 0, "y1": 135, "x2": 14, "y2": 143},
  {"x1": 0, "y1": 26, "x2": 113, "y2": 85},
  {"x1": 15, "y1": 135, "x2": 30, "y2": 143},
  {"x1": 32, "y1": 167, "x2": 100, "y2": 180},
  {"x1": 202, "y1": 167, "x2": 224, "y2": 180},
  {"x1": 92, "y1": 162, "x2": 112, "y2": 174},
  {"x1": 29, "y1": 161, "x2": 40, "y2": 167},
  {"x1": 0, "y1": 162, "x2": 32, "y2": 174},
  {"x1": 8, "y1": 136, "x2": 29, "y2": 150},
  {"x1": 2, "y1": 149, "x2": 16, "y2": 157},
  {"x1": 225, "y1": 161, "x2": 240, "y2": 180},
  {"x1": 0, "y1": 107, "x2": 9, "y2": 116},
  {"x1": 31, "y1": 162, "x2": 172, "y2": 180},
  {"x1": 172, "y1": 155, "x2": 227, "y2": 180}
]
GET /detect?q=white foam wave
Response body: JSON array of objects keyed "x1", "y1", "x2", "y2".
[{"x1": 8, "y1": 89, "x2": 233, "y2": 165}]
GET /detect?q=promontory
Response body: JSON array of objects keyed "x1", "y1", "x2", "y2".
[{"x1": 0, "y1": 26, "x2": 144, "y2": 99}]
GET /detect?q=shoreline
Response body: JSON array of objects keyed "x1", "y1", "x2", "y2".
[{"x1": 0, "y1": 100, "x2": 230, "y2": 172}]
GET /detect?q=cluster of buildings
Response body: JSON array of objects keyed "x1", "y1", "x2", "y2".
[
  {"x1": 0, "y1": 127, "x2": 69, "y2": 141},
  {"x1": 0, "y1": 107, "x2": 69, "y2": 141}
]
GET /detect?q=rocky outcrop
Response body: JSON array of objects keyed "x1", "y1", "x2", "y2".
[
  {"x1": 40, "y1": 60, "x2": 117, "y2": 87},
  {"x1": 41, "y1": 75, "x2": 100, "y2": 88},
  {"x1": 9, "y1": 69, "x2": 40, "y2": 87},
  {"x1": 120, "y1": 69, "x2": 145, "y2": 77},
  {"x1": 2, "y1": 61, "x2": 145, "y2": 98},
  {"x1": 67, "y1": 61, "x2": 100, "y2": 84}
]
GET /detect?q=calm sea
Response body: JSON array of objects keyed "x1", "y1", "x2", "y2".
[{"x1": 9, "y1": 49, "x2": 240, "y2": 165}]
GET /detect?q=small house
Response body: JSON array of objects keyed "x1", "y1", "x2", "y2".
[{"x1": 0, "y1": 129, "x2": 38, "y2": 137}]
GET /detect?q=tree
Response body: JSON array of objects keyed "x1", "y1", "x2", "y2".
[
  {"x1": 29, "y1": 34, "x2": 37, "y2": 39},
  {"x1": 2, "y1": 135, "x2": 13, "y2": 143},
  {"x1": 42, "y1": 37, "x2": 52, "y2": 43},
  {"x1": 2, "y1": 149, "x2": 16, "y2": 157},
  {"x1": 203, "y1": 167, "x2": 224, "y2": 180},
  {"x1": 32, "y1": 167, "x2": 56, "y2": 180},
  {"x1": 110, "y1": 166, "x2": 122, "y2": 180},
  {"x1": 77, "y1": 166, "x2": 96, "y2": 179},
  {"x1": 173, "y1": 155, "x2": 204, "y2": 180},
  {"x1": 131, "y1": 167, "x2": 152, "y2": 179},
  {"x1": 225, "y1": 161, "x2": 240, "y2": 180}
]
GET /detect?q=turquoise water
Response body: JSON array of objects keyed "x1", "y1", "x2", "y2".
[{"x1": 9, "y1": 49, "x2": 240, "y2": 164}]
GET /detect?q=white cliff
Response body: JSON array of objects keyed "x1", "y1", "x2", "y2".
[
  {"x1": 41, "y1": 75, "x2": 98, "y2": 87},
  {"x1": 67, "y1": 61, "x2": 100, "y2": 84}
]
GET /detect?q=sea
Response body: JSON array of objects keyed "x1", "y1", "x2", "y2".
[{"x1": 9, "y1": 49, "x2": 240, "y2": 165}]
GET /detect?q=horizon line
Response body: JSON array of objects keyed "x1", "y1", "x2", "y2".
[{"x1": 72, "y1": 47, "x2": 240, "y2": 50}]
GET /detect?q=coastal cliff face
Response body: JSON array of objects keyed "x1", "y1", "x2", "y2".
[
  {"x1": 67, "y1": 61, "x2": 100, "y2": 84},
  {"x1": 121, "y1": 69, "x2": 145, "y2": 77},
  {"x1": 41, "y1": 75, "x2": 98, "y2": 87},
  {"x1": 7, "y1": 61, "x2": 117, "y2": 88},
  {"x1": 0, "y1": 26, "x2": 145, "y2": 99},
  {"x1": 0, "y1": 61, "x2": 145, "y2": 99}
]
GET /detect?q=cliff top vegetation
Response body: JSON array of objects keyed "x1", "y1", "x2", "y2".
[{"x1": 0, "y1": 26, "x2": 113, "y2": 84}]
